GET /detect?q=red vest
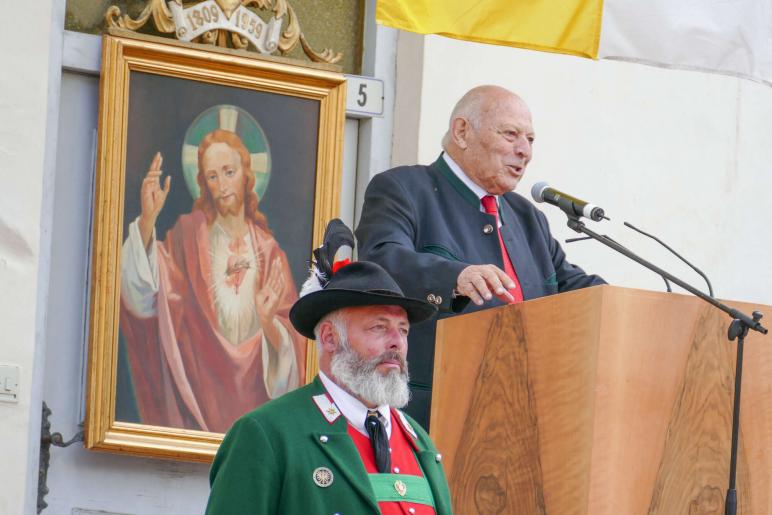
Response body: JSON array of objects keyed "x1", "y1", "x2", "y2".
[{"x1": 348, "y1": 410, "x2": 436, "y2": 515}]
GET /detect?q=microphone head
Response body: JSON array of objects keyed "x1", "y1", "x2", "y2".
[{"x1": 531, "y1": 182, "x2": 549, "y2": 203}]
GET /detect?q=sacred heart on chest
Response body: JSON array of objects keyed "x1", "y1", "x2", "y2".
[
  {"x1": 225, "y1": 237, "x2": 251, "y2": 294},
  {"x1": 214, "y1": 0, "x2": 242, "y2": 19}
]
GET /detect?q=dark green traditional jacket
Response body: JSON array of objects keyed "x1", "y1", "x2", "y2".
[
  {"x1": 206, "y1": 376, "x2": 453, "y2": 514},
  {"x1": 356, "y1": 155, "x2": 605, "y2": 427}
]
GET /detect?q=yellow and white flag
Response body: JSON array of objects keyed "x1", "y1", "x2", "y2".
[{"x1": 377, "y1": 0, "x2": 772, "y2": 85}]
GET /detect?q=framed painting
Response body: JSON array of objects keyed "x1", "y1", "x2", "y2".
[{"x1": 84, "y1": 31, "x2": 346, "y2": 461}]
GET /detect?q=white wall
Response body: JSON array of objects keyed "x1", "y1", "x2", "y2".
[
  {"x1": 0, "y1": 1, "x2": 64, "y2": 513},
  {"x1": 395, "y1": 35, "x2": 772, "y2": 306}
]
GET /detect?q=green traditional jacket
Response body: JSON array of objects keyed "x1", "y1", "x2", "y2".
[{"x1": 206, "y1": 376, "x2": 453, "y2": 514}]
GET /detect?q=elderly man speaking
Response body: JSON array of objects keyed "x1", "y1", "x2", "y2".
[
  {"x1": 356, "y1": 85, "x2": 605, "y2": 428},
  {"x1": 206, "y1": 220, "x2": 452, "y2": 514}
]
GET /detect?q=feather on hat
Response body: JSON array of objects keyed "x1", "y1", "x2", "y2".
[{"x1": 289, "y1": 219, "x2": 437, "y2": 339}]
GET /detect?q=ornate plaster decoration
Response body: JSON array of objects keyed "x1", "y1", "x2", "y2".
[{"x1": 105, "y1": 0, "x2": 342, "y2": 64}]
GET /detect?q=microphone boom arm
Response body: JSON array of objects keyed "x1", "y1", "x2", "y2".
[{"x1": 564, "y1": 216, "x2": 766, "y2": 334}]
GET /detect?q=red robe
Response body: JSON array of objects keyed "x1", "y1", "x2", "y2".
[{"x1": 119, "y1": 210, "x2": 305, "y2": 433}]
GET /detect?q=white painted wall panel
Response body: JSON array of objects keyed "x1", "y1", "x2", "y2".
[{"x1": 0, "y1": 1, "x2": 64, "y2": 513}]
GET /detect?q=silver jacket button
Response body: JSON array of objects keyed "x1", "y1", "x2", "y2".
[
  {"x1": 483, "y1": 224, "x2": 494, "y2": 234},
  {"x1": 426, "y1": 293, "x2": 436, "y2": 303}
]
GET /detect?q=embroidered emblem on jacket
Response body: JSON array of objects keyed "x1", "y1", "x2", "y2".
[{"x1": 313, "y1": 394, "x2": 341, "y2": 423}]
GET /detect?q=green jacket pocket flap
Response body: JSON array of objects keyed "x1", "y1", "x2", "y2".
[{"x1": 422, "y1": 244, "x2": 460, "y2": 262}]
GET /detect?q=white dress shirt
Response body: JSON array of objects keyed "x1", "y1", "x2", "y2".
[
  {"x1": 319, "y1": 371, "x2": 392, "y2": 437},
  {"x1": 442, "y1": 152, "x2": 502, "y2": 227}
]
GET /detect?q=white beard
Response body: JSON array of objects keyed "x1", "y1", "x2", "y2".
[
  {"x1": 330, "y1": 337, "x2": 411, "y2": 408},
  {"x1": 209, "y1": 223, "x2": 260, "y2": 345}
]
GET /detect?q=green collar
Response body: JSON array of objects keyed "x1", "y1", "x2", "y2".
[
  {"x1": 432, "y1": 154, "x2": 480, "y2": 209},
  {"x1": 433, "y1": 154, "x2": 506, "y2": 222}
]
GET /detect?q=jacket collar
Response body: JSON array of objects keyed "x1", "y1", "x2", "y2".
[
  {"x1": 432, "y1": 154, "x2": 508, "y2": 225},
  {"x1": 307, "y1": 376, "x2": 442, "y2": 512},
  {"x1": 391, "y1": 407, "x2": 420, "y2": 451},
  {"x1": 306, "y1": 377, "x2": 380, "y2": 510},
  {"x1": 441, "y1": 152, "x2": 489, "y2": 200},
  {"x1": 310, "y1": 376, "x2": 427, "y2": 451},
  {"x1": 432, "y1": 153, "x2": 480, "y2": 209},
  {"x1": 317, "y1": 371, "x2": 392, "y2": 437}
]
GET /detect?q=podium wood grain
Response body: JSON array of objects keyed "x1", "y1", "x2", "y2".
[{"x1": 430, "y1": 285, "x2": 770, "y2": 514}]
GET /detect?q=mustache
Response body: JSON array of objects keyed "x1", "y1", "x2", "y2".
[
  {"x1": 370, "y1": 350, "x2": 407, "y2": 372},
  {"x1": 330, "y1": 344, "x2": 411, "y2": 408},
  {"x1": 213, "y1": 192, "x2": 244, "y2": 216},
  {"x1": 215, "y1": 191, "x2": 241, "y2": 202}
]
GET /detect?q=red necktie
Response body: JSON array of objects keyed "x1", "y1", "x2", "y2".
[{"x1": 481, "y1": 195, "x2": 523, "y2": 303}]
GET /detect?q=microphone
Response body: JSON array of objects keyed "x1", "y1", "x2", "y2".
[{"x1": 530, "y1": 182, "x2": 609, "y2": 222}]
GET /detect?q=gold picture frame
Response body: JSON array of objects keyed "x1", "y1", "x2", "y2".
[{"x1": 85, "y1": 31, "x2": 346, "y2": 462}]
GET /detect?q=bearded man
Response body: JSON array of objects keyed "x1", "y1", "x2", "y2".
[
  {"x1": 206, "y1": 225, "x2": 452, "y2": 514},
  {"x1": 120, "y1": 129, "x2": 305, "y2": 433}
]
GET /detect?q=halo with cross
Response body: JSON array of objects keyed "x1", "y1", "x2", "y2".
[{"x1": 181, "y1": 104, "x2": 272, "y2": 200}]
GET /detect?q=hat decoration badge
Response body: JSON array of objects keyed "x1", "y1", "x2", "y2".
[
  {"x1": 298, "y1": 218, "x2": 356, "y2": 297},
  {"x1": 289, "y1": 219, "x2": 437, "y2": 339}
]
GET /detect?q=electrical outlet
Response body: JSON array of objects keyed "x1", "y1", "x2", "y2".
[{"x1": 0, "y1": 364, "x2": 20, "y2": 402}]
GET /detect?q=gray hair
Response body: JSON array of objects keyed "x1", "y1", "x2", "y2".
[
  {"x1": 441, "y1": 87, "x2": 490, "y2": 150},
  {"x1": 314, "y1": 308, "x2": 411, "y2": 407},
  {"x1": 313, "y1": 309, "x2": 349, "y2": 352}
]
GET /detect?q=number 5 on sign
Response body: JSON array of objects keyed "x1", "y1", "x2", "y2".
[{"x1": 344, "y1": 75, "x2": 384, "y2": 118}]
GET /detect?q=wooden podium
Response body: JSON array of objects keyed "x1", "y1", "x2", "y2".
[{"x1": 430, "y1": 285, "x2": 771, "y2": 514}]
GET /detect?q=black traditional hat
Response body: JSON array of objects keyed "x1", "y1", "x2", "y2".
[{"x1": 289, "y1": 219, "x2": 437, "y2": 339}]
